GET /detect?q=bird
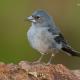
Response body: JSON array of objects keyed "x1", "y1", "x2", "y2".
[{"x1": 27, "y1": 9, "x2": 80, "y2": 64}]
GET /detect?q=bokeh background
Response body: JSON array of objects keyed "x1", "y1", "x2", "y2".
[{"x1": 0, "y1": 0, "x2": 80, "y2": 69}]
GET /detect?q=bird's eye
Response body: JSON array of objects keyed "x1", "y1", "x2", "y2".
[{"x1": 35, "y1": 16, "x2": 40, "y2": 19}]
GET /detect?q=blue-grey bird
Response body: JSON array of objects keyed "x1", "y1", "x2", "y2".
[{"x1": 27, "y1": 10, "x2": 80, "y2": 64}]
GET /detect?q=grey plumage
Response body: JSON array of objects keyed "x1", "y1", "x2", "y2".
[{"x1": 27, "y1": 9, "x2": 80, "y2": 63}]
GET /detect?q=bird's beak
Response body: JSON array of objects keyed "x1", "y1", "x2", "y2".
[
  {"x1": 27, "y1": 16, "x2": 36, "y2": 22},
  {"x1": 27, "y1": 16, "x2": 33, "y2": 20}
]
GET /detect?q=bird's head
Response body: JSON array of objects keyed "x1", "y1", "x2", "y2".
[{"x1": 27, "y1": 10, "x2": 53, "y2": 26}]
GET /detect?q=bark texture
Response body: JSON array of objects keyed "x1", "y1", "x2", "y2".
[{"x1": 0, "y1": 61, "x2": 80, "y2": 80}]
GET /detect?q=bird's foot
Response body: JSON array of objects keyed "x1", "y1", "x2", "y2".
[
  {"x1": 46, "y1": 62, "x2": 51, "y2": 65},
  {"x1": 31, "y1": 59, "x2": 42, "y2": 64}
]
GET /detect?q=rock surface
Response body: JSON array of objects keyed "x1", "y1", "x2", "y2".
[{"x1": 0, "y1": 61, "x2": 80, "y2": 80}]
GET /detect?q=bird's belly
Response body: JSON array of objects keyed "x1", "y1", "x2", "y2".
[
  {"x1": 33, "y1": 37, "x2": 49, "y2": 53},
  {"x1": 30, "y1": 36, "x2": 49, "y2": 53}
]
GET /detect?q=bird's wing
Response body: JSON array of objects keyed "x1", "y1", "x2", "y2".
[
  {"x1": 52, "y1": 31, "x2": 80, "y2": 56},
  {"x1": 54, "y1": 33, "x2": 67, "y2": 44},
  {"x1": 46, "y1": 26, "x2": 68, "y2": 51},
  {"x1": 47, "y1": 27, "x2": 67, "y2": 45},
  {"x1": 47, "y1": 25, "x2": 80, "y2": 57}
]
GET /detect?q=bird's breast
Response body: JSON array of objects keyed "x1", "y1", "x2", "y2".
[{"x1": 27, "y1": 26, "x2": 50, "y2": 53}]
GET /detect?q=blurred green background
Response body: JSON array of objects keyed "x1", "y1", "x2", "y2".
[{"x1": 0, "y1": 0, "x2": 80, "y2": 69}]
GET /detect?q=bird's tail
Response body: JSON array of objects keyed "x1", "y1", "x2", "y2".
[{"x1": 62, "y1": 45, "x2": 80, "y2": 57}]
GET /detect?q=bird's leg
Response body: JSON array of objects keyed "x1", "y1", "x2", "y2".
[
  {"x1": 47, "y1": 53, "x2": 54, "y2": 64},
  {"x1": 33, "y1": 52, "x2": 44, "y2": 63},
  {"x1": 37, "y1": 53, "x2": 44, "y2": 62}
]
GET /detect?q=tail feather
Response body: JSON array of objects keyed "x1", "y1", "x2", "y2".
[{"x1": 62, "y1": 46, "x2": 80, "y2": 57}]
